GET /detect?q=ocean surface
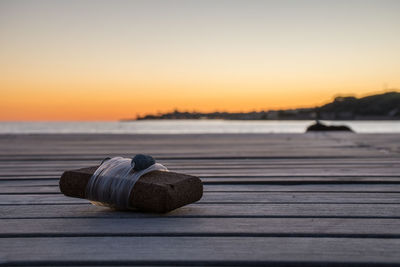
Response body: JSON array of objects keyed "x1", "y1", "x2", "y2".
[{"x1": 0, "y1": 120, "x2": 400, "y2": 134}]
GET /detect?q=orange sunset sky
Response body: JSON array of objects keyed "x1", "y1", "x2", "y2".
[{"x1": 1, "y1": 0, "x2": 400, "y2": 121}]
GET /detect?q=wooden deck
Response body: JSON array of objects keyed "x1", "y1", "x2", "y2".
[{"x1": 1, "y1": 133, "x2": 400, "y2": 266}]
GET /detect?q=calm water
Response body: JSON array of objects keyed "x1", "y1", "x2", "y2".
[{"x1": 0, "y1": 120, "x2": 400, "y2": 134}]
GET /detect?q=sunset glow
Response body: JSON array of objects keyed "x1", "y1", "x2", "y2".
[{"x1": 1, "y1": 0, "x2": 400, "y2": 121}]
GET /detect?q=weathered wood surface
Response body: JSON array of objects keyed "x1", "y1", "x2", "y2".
[{"x1": 0, "y1": 133, "x2": 399, "y2": 266}]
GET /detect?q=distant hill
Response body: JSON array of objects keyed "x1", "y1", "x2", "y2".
[
  {"x1": 128, "y1": 91, "x2": 400, "y2": 121},
  {"x1": 317, "y1": 91, "x2": 400, "y2": 120}
]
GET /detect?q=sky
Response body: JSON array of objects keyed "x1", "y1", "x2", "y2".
[{"x1": 1, "y1": 0, "x2": 400, "y2": 121}]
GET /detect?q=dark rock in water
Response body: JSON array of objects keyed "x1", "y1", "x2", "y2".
[
  {"x1": 131, "y1": 154, "x2": 156, "y2": 171},
  {"x1": 306, "y1": 121, "x2": 353, "y2": 132}
]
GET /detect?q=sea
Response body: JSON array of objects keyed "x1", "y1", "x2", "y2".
[{"x1": 0, "y1": 120, "x2": 400, "y2": 134}]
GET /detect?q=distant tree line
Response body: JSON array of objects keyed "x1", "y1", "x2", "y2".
[{"x1": 129, "y1": 91, "x2": 400, "y2": 121}]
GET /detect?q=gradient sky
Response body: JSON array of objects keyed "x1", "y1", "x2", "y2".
[{"x1": 1, "y1": 0, "x2": 400, "y2": 121}]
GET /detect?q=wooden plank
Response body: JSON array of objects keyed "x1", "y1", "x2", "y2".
[
  {"x1": 3, "y1": 148, "x2": 386, "y2": 158},
  {"x1": 1, "y1": 218, "x2": 399, "y2": 237},
  {"x1": 4, "y1": 177, "x2": 400, "y2": 188},
  {"x1": 0, "y1": 186, "x2": 60, "y2": 194},
  {"x1": 200, "y1": 177, "x2": 400, "y2": 183},
  {"x1": 1, "y1": 159, "x2": 399, "y2": 168},
  {"x1": 0, "y1": 158, "x2": 398, "y2": 170},
  {"x1": 0, "y1": 159, "x2": 398, "y2": 168},
  {"x1": 1, "y1": 237, "x2": 400, "y2": 265},
  {"x1": 0, "y1": 153, "x2": 397, "y2": 162},
  {"x1": 204, "y1": 184, "x2": 400, "y2": 192},
  {"x1": 3, "y1": 176, "x2": 400, "y2": 185},
  {"x1": 0, "y1": 134, "x2": 398, "y2": 158},
  {"x1": 1, "y1": 192, "x2": 400, "y2": 205},
  {"x1": 0, "y1": 147, "x2": 394, "y2": 158},
  {"x1": 1, "y1": 203, "x2": 400, "y2": 218},
  {"x1": 3, "y1": 183, "x2": 400, "y2": 194},
  {"x1": 1, "y1": 166, "x2": 399, "y2": 176},
  {"x1": 201, "y1": 192, "x2": 400, "y2": 203},
  {"x1": 0, "y1": 180, "x2": 59, "y2": 186}
]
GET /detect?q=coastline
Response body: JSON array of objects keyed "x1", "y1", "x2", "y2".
[{"x1": 1, "y1": 120, "x2": 400, "y2": 134}]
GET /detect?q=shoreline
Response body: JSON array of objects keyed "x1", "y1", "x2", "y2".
[{"x1": 1, "y1": 120, "x2": 400, "y2": 134}]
